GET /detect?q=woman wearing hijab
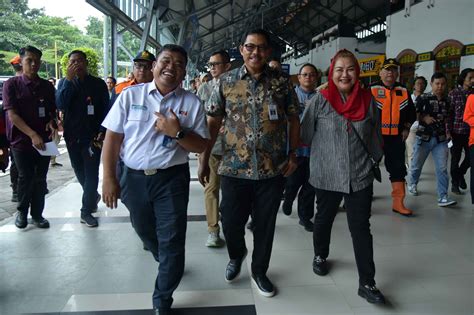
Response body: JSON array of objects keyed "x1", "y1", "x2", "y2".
[{"x1": 301, "y1": 49, "x2": 385, "y2": 304}]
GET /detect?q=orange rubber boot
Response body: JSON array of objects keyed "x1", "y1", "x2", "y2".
[{"x1": 391, "y1": 182, "x2": 413, "y2": 216}]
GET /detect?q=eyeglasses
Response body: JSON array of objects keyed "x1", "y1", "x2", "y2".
[
  {"x1": 243, "y1": 43, "x2": 269, "y2": 52},
  {"x1": 299, "y1": 73, "x2": 317, "y2": 78},
  {"x1": 207, "y1": 62, "x2": 226, "y2": 68},
  {"x1": 134, "y1": 63, "x2": 152, "y2": 70}
]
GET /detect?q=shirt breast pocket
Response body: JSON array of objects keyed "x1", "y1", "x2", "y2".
[{"x1": 127, "y1": 108, "x2": 150, "y2": 121}]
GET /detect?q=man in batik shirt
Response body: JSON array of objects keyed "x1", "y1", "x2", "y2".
[{"x1": 200, "y1": 29, "x2": 300, "y2": 298}]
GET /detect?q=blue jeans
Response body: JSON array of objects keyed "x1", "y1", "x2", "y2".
[
  {"x1": 408, "y1": 136, "x2": 449, "y2": 199},
  {"x1": 66, "y1": 141, "x2": 101, "y2": 214},
  {"x1": 120, "y1": 163, "x2": 189, "y2": 310}
]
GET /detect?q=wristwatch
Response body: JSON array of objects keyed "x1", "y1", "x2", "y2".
[{"x1": 174, "y1": 129, "x2": 186, "y2": 140}]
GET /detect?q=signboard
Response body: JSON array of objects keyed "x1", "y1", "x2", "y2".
[
  {"x1": 436, "y1": 46, "x2": 461, "y2": 58},
  {"x1": 399, "y1": 54, "x2": 416, "y2": 64},
  {"x1": 358, "y1": 55, "x2": 385, "y2": 77},
  {"x1": 417, "y1": 52, "x2": 433, "y2": 62},
  {"x1": 464, "y1": 44, "x2": 474, "y2": 56},
  {"x1": 281, "y1": 64, "x2": 290, "y2": 75}
]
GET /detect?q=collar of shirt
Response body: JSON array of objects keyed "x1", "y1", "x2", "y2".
[
  {"x1": 295, "y1": 85, "x2": 316, "y2": 98},
  {"x1": 21, "y1": 74, "x2": 40, "y2": 88},
  {"x1": 425, "y1": 91, "x2": 447, "y2": 102},
  {"x1": 146, "y1": 81, "x2": 184, "y2": 99},
  {"x1": 238, "y1": 64, "x2": 270, "y2": 80}
]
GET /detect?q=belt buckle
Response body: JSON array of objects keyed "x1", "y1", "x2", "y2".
[{"x1": 144, "y1": 169, "x2": 157, "y2": 176}]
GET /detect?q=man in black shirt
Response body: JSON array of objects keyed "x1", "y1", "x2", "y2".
[{"x1": 56, "y1": 50, "x2": 109, "y2": 227}]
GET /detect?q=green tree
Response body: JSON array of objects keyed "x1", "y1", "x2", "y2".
[
  {"x1": 0, "y1": 0, "x2": 105, "y2": 77},
  {"x1": 60, "y1": 47, "x2": 100, "y2": 77}
]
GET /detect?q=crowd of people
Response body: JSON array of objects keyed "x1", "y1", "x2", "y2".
[{"x1": 1, "y1": 28, "x2": 473, "y2": 315}]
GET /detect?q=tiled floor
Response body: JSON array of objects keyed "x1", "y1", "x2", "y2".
[{"x1": 0, "y1": 158, "x2": 472, "y2": 315}]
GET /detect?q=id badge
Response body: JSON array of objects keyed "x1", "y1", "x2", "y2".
[
  {"x1": 87, "y1": 105, "x2": 95, "y2": 115},
  {"x1": 162, "y1": 135, "x2": 174, "y2": 148},
  {"x1": 38, "y1": 107, "x2": 46, "y2": 118},
  {"x1": 268, "y1": 103, "x2": 279, "y2": 120}
]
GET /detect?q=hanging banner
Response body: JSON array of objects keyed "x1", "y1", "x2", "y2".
[{"x1": 358, "y1": 55, "x2": 385, "y2": 77}]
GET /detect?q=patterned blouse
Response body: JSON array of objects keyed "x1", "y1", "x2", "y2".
[
  {"x1": 206, "y1": 65, "x2": 299, "y2": 180},
  {"x1": 447, "y1": 86, "x2": 471, "y2": 135}
]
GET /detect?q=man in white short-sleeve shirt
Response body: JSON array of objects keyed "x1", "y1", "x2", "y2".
[{"x1": 101, "y1": 44, "x2": 209, "y2": 315}]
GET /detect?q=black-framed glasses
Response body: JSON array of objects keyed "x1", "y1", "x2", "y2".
[
  {"x1": 134, "y1": 63, "x2": 152, "y2": 70},
  {"x1": 207, "y1": 62, "x2": 226, "y2": 68},
  {"x1": 243, "y1": 43, "x2": 269, "y2": 52},
  {"x1": 298, "y1": 73, "x2": 317, "y2": 78}
]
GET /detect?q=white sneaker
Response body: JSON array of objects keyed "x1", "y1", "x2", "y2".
[
  {"x1": 206, "y1": 231, "x2": 225, "y2": 247},
  {"x1": 438, "y1": 196, "x2": 457, "y2": 207},
  {"x1": 408, "y1": 184, "x2": 418, "y2": 196}
]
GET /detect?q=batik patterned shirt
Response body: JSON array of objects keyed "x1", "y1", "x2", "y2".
[{"x1": 206, "y1": 65, "x2": 299, "y2": 180}]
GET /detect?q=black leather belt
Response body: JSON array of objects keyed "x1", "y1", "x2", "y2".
[{"x1": 126, "y1": 163, "x2": 188, "y2": 176}]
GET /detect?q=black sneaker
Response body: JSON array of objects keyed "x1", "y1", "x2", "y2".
[
  {"x1": 91, "y1": 194, "x2": 101, "y2": 213},
  {"x1": 225, "y1": 249, "x2": 247, "y2": 283},
  {"x1": 282, "y1": 200, "x2": 292, "y2": 215},
  {"x1": 11, "y1": 192, "x2": 18, "y2": 202},
  {"x1": 15, "y1": 212, "x2": 27, "y2": 229},
  {"x1": 251, "y1": 274, "x2": 275, "y2": 297},
  {"x1": 246, "y1": 220, "x2": 254, "y2": 231},
  {"x1": 31, "y1": 217, "x2": 50, "y2": 229},
  {"x1": 299, "y1": 219, "x2": 314, "y2": 232},
  {"x1": 358, "y1": 284, "x2": 386, "y2": 304},
  {"x1": 459, "y1": 176, "x2": 467, "y2": 190},
  {"x1": 80, "y1": 213, "x2": 98, "y2": 227},
  {"x1": 451, "y1": 185, "x2": 462, "y2": 195},
  {"x1": 312, "y1": 255, "x2": 328, "y2": 276}
]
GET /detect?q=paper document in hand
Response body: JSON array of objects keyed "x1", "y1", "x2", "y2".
[{"x1": 33, "y1": 142, "x2": 60, "y2": 156}]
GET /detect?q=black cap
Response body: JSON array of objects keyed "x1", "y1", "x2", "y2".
[
  {"x1": 133, "y1": 50, "x2": 156, "y2": 62},
  {"x1": 382, "y1": 58, "x2": 400, "y2": 69}
]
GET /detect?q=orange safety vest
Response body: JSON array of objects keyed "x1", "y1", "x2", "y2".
[
  {"x1": 371, "y1": 84, "x2": 410, "y2": 136},
  {"x1": 463, "y1": 94, "x2": 474, "y2": 146},
  {"x1": 114, "y1": 79, "x2": 137, "y2": 94}
]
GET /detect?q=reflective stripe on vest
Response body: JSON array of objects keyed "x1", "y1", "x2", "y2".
[{"x1": 371, "y1": 85, "x2": 409, "y2": 136}]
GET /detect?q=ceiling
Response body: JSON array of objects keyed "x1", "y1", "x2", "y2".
[{"x1": 88, "y1": 0, "x2": 394, "y2": 69}]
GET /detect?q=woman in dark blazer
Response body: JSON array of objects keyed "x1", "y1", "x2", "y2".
[{"x1": 301, "y1": 49, "x2": 385, "y2": 304}]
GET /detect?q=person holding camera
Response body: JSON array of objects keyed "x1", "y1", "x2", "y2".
[{"x1": 407, "y1": 72, "x2": 457, "y2": 207}]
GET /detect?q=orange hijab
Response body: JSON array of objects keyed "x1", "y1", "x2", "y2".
[{"x1": 320, "y1": 49, "x2": 372, "y2": 122}]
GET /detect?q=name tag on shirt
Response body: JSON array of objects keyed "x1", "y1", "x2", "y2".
[
  {"x1": 162, "y1": 135, "x2": 174, "y2": 148},
  {"x1": 128, "y1": 104, "x2": 150, "y2": 121},
  {"x1": 395, "y1": 90, "x2": 403, "y2": 96},
  {"x1": 268, "y1": 103, "x2": 279, "y2": 120},
  {"x1": 377, "y1": 89, "x2": 385, "y2": 98},
  {"x1": 38, "y1": 107, "x2": 46, "y2": 118},
  {"x1": 87, "y1": 105, "x2": 95, "y2": 115}
]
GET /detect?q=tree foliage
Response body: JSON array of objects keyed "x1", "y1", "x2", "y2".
[{"x1": 0, "y1": 0, "x2": 103, "y2": 78}]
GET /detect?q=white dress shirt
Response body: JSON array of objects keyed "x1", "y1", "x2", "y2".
[{"x1": 102, "y1": 82, "x2": 210, "y2": 170}]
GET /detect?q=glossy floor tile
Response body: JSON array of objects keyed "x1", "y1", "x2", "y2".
[{"x1": 0, "y1": 157, "x2": 472, "y2": 314}]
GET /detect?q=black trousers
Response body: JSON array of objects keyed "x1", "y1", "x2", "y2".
[
  {"x1": 283, "y1": 157, "x2": 315, "y2": 222},
  {"x1": 9, "y1": 151, "x2": 18, "y2": 194},
  {"x1": 120, "y1": 163, "x2": 189, "y2": 310},
  {"x1": 470, "y1": 145, "x2": 474, "y2": 203},
  {"x1": 11, "y1": 149, "x2": 50, "y2": 219},
  {"x1": 313, "y1": 185, "x2": 376, "y2": 286},
  {"x1": 383, "y1": 135, "x2": 407, "y2": 182},
  {"x1": 450, "y1": 133, "x2": 470, "y2": 185},
  {"x1": 220, "y1": 175, "x2": 285, "y2": 276}
]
